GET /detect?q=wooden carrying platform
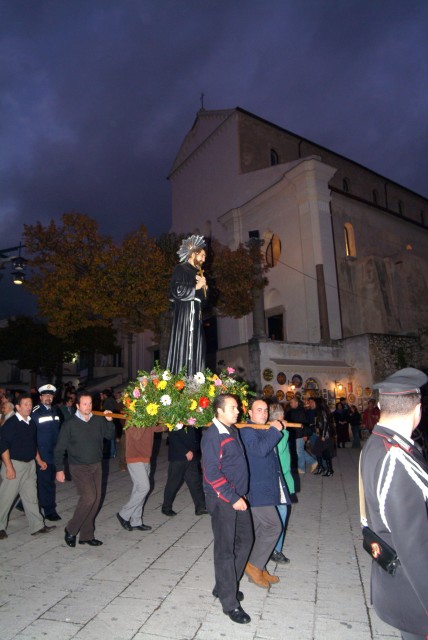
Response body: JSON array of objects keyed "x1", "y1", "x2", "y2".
[{"x1": 92, "y1": 411, "x2": 301, "y2": 429}]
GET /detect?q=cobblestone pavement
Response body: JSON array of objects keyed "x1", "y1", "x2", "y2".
[{"x1": 0, "y1": 437, "x2": 400, "y2": 640}]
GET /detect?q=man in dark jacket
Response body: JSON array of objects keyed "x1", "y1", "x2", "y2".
[
  {"x1": 201, "y1": 394, "x2": 252, "y2": 624},
  {"x1": 240, "y1": 399, "x2": 291, "y2": 589},
  {"x1": 32, "y1": 384, "x2": 62, "y2": 521},
  {"x1": 161, "y1": 426, "x2": 206, "y2": 516},
  {"x1": 361, "y1": 367, "x2": 428, "y2": 640},
  {"x1": 55, "y1": 392, "x2": 115, "y2": 547}
]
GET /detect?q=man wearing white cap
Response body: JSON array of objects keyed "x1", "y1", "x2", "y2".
[
  {"x1": 360, "y1": 367, "x2": 428, "y2": 640},
  {"x1": 32, "y1": 384, "x2": 62, "y2": 521}
]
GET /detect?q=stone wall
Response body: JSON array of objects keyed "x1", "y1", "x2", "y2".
[{"x1": 368, "y1": 333, "x2": 421, "y2": 381}]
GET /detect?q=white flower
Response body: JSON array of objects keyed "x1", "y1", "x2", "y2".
[
  {"x1": 160, "y1": 394, "x2": 172, "y2": 406},
  {"x1": 162, "y1": 370, "x2": 172, "y2": 381},
  {"x1": 194, "y1": 372, "x2": 205, "y2": 384},
  {"x1": 175, "y1": 422, "x2": 184, "y2": 430}
]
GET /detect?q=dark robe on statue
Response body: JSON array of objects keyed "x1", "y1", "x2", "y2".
[{"x1": 166, "y1": 262, "x2": 206, "y2": 376}]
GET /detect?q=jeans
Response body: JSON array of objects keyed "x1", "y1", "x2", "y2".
[
  {"x1": 275, "y1": 503, "x2": 291, "y2": 553},
  {"x1": 296, "y1": 437, "x2": 316, "y2": 472}
]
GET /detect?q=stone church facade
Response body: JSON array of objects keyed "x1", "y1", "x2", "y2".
[{"x1": 167, "y1": 107, "x2": 428, "y2": 406}]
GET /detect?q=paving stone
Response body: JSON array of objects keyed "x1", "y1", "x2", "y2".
[{"x1": 0, "y1": 442, "x2": 406, "y2": 640}]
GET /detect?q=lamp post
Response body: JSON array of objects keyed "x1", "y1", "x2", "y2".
[{"x1": 0, "y1": 243, "x2": 27, "y2": 285}]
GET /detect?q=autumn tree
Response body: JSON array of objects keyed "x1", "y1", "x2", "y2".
[
  {"x1": 23, "y1": 213, "x2": 116, "y2": 338},
  {"x1": 23, "y1": 214, "x2": 175, "y2": 342},
  {"x1": 106, "y1": 225, "x2": 171, "y2": 334},
  {"x1": 211, "y1": 240, "x2": 269, "y2": 318}
]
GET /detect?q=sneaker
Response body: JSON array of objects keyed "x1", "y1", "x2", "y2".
[{"x1": 270, "y1": 550, "x2": 290, "y2": 564}]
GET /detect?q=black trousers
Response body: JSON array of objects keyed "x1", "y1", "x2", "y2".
[
  {"x1": 36, "y1": 462, "x2": 57, "y2": 515},
  {"x1": 162, "y1": 457, "x2": 205, "y2": 511},
  {"x1": 208, "y1": 498, "x2": 253, "y2": 613}
]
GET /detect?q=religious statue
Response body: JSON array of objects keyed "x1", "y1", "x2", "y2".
[{"x1": 166, "y1": 235, "x2": 207, "y2": 376}]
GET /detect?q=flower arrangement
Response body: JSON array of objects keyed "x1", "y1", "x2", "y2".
[{"x1": 121, "y1": 365, "x2": 253, "y2": 430}]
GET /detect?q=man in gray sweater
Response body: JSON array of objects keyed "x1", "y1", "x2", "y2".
[{"x1": 55, "y1": 392, "x2": 115, "y2": 547}]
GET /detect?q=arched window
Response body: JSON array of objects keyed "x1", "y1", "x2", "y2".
[
  {"x1": 372, "y1": 189, "x2": 379, "y2": 204},
  {"x1": 344, "y1": 222, "x2": 357, "y2": 257},
  {"x1": 270, "y1": 148, "x2": 279, "y2": 166},
  {"x1": 342, "y1": 178, "x2": 350, "y2": 193}
]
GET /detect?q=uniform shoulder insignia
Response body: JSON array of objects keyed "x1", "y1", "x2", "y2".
[{"x1": 32, "y1": 405, "x2": 40, "y2": 412}]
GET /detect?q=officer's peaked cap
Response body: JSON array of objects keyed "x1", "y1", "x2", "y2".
[
  {"x1": 373, "y1": 367, "x2": 427, "y2": 395},
  {"x1": 38, "y1": 384, "x2": 57, "y2": 395}
]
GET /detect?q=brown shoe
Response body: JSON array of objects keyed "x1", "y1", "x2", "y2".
[
  {"x1": 244, "y1": 562, "x2": 270, "y2": 588},
  {"x1": 31, "y1": 525, "x2": 55, "y2": 536},
  {"x1": 262, "y1": 569, "x2": 280, "y2": 584}
]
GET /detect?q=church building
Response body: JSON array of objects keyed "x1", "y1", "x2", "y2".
[{"x1": 166, "y1": 107, "x2": 428, "y2": 406}]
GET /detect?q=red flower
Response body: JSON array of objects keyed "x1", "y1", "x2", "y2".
[
  {"x1": 199, "y1": 396, "x2": 210, "y2": 409},
  {"x1": 174, "y1": 380, "x2": 185, "y2": 391}
]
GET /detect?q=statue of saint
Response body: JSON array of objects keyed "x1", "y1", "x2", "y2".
[{"x1": 166, "y1": 235, "x2": 207, "y2": 376}]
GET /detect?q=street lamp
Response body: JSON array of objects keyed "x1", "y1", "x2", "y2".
[{"x1": 0, "y1": 243, "x2": 27, "y2": 285}]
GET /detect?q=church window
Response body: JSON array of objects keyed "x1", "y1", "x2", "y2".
[
  {"x1": 267, "y1": 313, "x2": 284, "y2": 341},
  {"x1": 344, "y1": 222, "x2": 357, "y2": 257},
  {"x1": 270, "y1": 148, "x2": 279, "y2": 166}
]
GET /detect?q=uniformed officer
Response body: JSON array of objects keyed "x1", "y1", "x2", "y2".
[
  {"x1": 360, "y1": 367, "x2": 428, "y2": 640},
  {"x1": 32, "y1": 384, "x2": 62, "y2": 521}
]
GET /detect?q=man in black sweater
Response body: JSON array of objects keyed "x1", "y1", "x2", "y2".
[
  {"x1": 0, "y1": 394, "x2": 54, "y2": 538},
  {"x1": 54, "y1": 392, "x2": 115, "y2": 547}
]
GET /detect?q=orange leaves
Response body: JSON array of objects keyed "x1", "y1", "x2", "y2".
[
  {"x1": 211, "y1": 240, "x2": 269, "y2": 318},
  {"x1": 23, "y1": 214, "x2": 173, "y2": 339}
]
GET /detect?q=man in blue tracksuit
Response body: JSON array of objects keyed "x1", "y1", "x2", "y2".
[{"x1": 201, "y1": 394, "x2": 253, "y2": 625}]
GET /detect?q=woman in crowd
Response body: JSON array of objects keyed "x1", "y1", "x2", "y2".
[
  {"x1": 348, "y1": 405, "x2": 361, "y2": 448},
  {"x1": 268, "y1": 402, "x2": 293, "y2": 564},
  {"x1": 333, "y1": 401, "x2": 350, "y2": 448},
  {"x1": 312, "y1": 398, "x2": 335, "y2": 477},
  {"x1": 362, "y1": 399, "x2": 380, "y2": 434}
]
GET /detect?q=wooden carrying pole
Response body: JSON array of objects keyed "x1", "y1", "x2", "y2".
[{"x1": 92, "y1": 411, "x2": 301, "y2": 429}]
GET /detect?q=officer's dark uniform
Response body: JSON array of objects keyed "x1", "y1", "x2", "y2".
[
  {"x1": 361, "y1": 368, "x2": 428, "y2": 640},
  {"x1": 32, "y1": 388, "x2": 62, "y2": 520}
]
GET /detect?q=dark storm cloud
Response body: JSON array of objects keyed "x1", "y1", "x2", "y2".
[{"x1": 1, "y1": 0, "x2": 428, "y2": 316}]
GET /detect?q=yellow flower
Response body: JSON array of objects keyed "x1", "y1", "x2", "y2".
[
  {"x1": 189, "y1": 399, "x2": 197, "y2": 411},
  {"x1": 129, "y1": 400, "x2": 137, "y2": 412},
  {"x1": 166, "y1": 423, "x2": 174, "y2": 431},
  {"x1": 158, "y1": 380, "x2": 167, "y2": 390},
  {"x1": 242, "y1": 399, "x2": 248, "y2": 407},
  {"x1": 146, "y1": 403, "x2": 159, "y2": 416},
  {"x1": 208, "y1": 385, "x2": 215, "y2": 397},
  {"x1": 209, "y1": 374, "x2": 219, "y2": 381}
]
